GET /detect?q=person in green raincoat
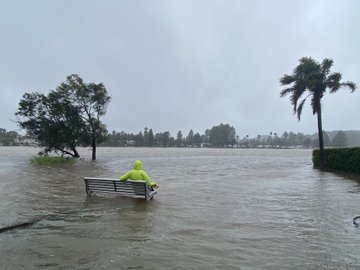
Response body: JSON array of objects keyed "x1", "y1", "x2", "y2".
[{"x1": 119, "y1": 160, "x2": 159, "y2": 189}]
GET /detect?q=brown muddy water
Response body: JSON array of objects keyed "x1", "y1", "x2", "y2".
[{"x1": 0, "y1": 147, "x2": 360, "y2": 270}]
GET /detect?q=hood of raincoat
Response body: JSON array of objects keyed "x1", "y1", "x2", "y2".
[{"x1": 133, "y1": 160, "x2": 142, "y2": 170}]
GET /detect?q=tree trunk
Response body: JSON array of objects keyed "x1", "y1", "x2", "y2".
[
  {"x1": 92, "y1": 137, "x2": 96, "y2": 160},
  {"x1": 73, "y1": 147, "x2": 80, "y2": 158},
  {"x1": 59, "y1": 147, "x2": 79, "y2": 158},
  {"x1": 317, "y1": 106, "x2": 325, "y2": 169}
]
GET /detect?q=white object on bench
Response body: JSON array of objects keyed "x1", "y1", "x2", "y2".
[{"x1": 84, "y1": 177, "x2": 157, "y2": 200}]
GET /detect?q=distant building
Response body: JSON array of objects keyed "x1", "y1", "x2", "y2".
[{"x1": 14, "y1": 136, "x2": 39, "y2": 146}]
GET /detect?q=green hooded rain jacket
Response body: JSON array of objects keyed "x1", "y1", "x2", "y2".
[{"x1": 119, "y1": 160, "x2": 157, "y2": 187}]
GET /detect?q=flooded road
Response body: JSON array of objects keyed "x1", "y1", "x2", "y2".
[{"x1": 1, "y1": 147, "x2": 360, "y2": 269}]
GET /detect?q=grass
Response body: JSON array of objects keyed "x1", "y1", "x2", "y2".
[{"x1": 30, "y1": 156, "x2": 76, "y2": 165}]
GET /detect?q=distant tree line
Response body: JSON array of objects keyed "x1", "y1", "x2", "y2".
[
  {"x1": 241, "y1": 130, "x2": 349, "y2": 149},
  {"x1": 1, "y1": 127, "x2": 358, "y2": 148},
  {"x1": 101, "y1": 123, "x2": 236, "y2": 147},
  {"x1": 100, "y1": 126, "x2": 352, "y2": 149},
  {"x1": 0, "y1": 129, "x2": 20, "y2": 146}
]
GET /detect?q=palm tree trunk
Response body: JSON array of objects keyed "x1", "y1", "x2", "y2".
[{"x1": 317, "y1": 106, "x2": 325, "y2": 169}]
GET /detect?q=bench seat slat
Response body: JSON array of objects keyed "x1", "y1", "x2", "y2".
[
  {"x1": 86, "y1": 183, "x2": 145, "y2": 189},
  {"x1": 86, "y1": 188, "x2": 146, "y2": 194},
  {"x1": 87, "y1": 185, "x2": 146, "y2": 192},
  {"x1": 88, "y1": 189, "x2": 146, "y2": 195},
  {"x1": 86, "y1": 186, "x2": 146, "y2": 192}
]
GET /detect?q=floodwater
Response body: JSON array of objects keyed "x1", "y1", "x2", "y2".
[{"x1": 0, "y1": 147, "x2": 360, "y2": 270}]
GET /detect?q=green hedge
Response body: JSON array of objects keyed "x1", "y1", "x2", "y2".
[{"x1": 312, "y1": 147, "x2": 360, "y2": 174}]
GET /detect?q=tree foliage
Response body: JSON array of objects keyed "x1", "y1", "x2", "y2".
[
  {"x1": 15, "y1": 74, "x2": 111, "y2": 159},
  {"x1": 176, "y1": 130, "x2": 183, "y2": 147},
  {"x1": 57, "y1": 74, "x2": 111, "y2": 160},
  {"x1": 209, "y1": 123, "x2": 236, "y2": 147}
]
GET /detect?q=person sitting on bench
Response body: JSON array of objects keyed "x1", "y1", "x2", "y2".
[{"x1": 119, "y1": 160, "x2": 159, "y2": 189}]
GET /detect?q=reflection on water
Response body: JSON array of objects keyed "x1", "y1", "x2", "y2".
[{"x1": 0, "y1": 147, "x2": 360, "y2": 269}]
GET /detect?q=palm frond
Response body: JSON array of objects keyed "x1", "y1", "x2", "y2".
[
  {"x1": 280, "y1": 87, "x2": 294, "y2": 97},
  {"x1": 280, "y1": 56, "x2": 356, "y2": 135},
  {"x1": 310, "y1": 94, "x2": 321, "y2": 115},
  {"x1": 296, "y1": 57, "x2": 319, "y2": 76},
  {"x1": 296, "y1": 98, "x2": 306, "y2": 121},
  {"x1": 321, "y1": 58, "x2": 333, "y2": 75},
  {"x1": 326, "y1": 72, "x2": 341, "y2": 92},
  {"x1": 340, "y1": 81, "x2": 357, "y2": 93},
  {"x1": 298, "y1": 57, "x2": 315, "y2": 66},
  {"x1": 289, "y1": 84, "x2": 307, "y2": 108},
  {"x1": 279, "y1": 74, "x2": 295, "y2": 85}
]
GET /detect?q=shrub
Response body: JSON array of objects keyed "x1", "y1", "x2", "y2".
[
  {"x1": 313, "y1": 147, "x2": 360, "y2": 174},
  {"x1": 30, "y1": 156, "x2": 76, "y2": 166}
]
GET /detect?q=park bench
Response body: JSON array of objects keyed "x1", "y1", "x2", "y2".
[{"x1": 84, "y1": 177, "x2": 157, "y2": 200}]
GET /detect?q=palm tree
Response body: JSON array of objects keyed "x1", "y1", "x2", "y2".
[{"x1": 280, "y1": 57, "x2": 356, "y2": 169}]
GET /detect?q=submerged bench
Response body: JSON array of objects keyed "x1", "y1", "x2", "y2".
[{"x1": 84, "y1": 177, "x2": 157, "y2": 200}]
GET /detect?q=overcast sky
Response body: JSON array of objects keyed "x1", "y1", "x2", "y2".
[{"x1": 1, "y1": 0, "x2": 359, "y2": 138}]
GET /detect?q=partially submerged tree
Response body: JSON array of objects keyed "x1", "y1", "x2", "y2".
[
  {"x1": 16, "y1": 91, "x2": 84, "y2": 157},
  {"x1": 15, "y1": 74, "x2": 111, "y2": 160},
  {"x1": 56, "y1": 74, "x2": 111, "y2": 160},
  {"x1": 280, "y1": 57, "x2": 356, "y2": 169}
]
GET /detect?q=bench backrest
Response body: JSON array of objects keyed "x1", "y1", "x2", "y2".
[{"x1": 84, "y1": 177, "x2": 156, "y2": 200}]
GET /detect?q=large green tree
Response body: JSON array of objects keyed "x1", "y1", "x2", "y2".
[
  {"x1": 280, "y1": 57, "x2": 356, "y2": 168},
  {"x1": 55, "y1": 74, "x2": 111, "y2": 160},
  {"x1": 209, "y1": 123, "x2": 236, "y2": 147},
  {"x1": 16, "y1": 91, "x2": 85, "y2": 157},
  {"x1": 16, "y1": 74, "x2": 111, "y2": 160}
]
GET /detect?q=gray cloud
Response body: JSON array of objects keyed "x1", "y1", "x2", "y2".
[{"x1": 1, "y1": 0, "x2": 359, "y2": 137}]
